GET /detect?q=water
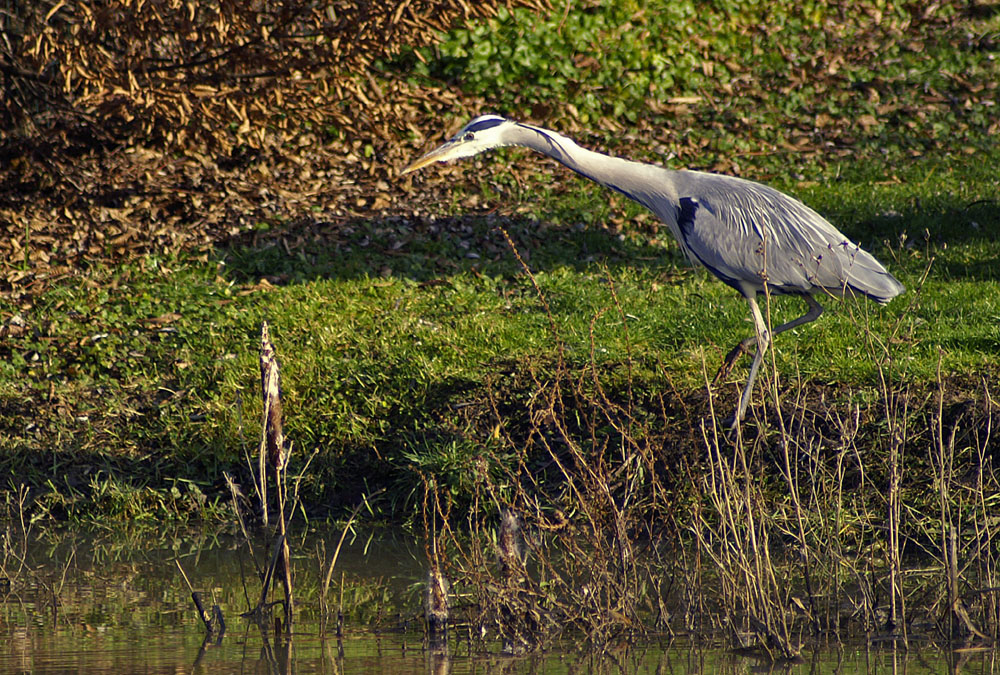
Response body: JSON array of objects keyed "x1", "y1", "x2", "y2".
[
  {"x1": 0, "y1": 528, "x2": 995, "y2": 673},
  {"x1": 9, "y1": 626, "x2": 994, "y2": 674}
]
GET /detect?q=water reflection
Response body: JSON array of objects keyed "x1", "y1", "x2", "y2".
[{"x1": 0, "y1": 528, "x2": 997, "y2": 673}]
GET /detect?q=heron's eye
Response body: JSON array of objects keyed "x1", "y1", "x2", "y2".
[{"x1": 463, "y1": 132, "x2": 475, "y2": 142}]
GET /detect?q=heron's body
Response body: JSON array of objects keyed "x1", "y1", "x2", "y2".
[{"x1": 402, "y1": 115, "x2": 904, "y2": 429}]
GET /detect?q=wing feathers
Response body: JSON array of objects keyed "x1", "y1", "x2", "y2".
[{"x1": 674, "y1": 173, "x2": 904, "y2": 301}]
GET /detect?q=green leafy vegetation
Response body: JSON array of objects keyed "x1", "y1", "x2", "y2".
[{"x1": 399, "y1": 0, "x2": 997, "y2": 171}]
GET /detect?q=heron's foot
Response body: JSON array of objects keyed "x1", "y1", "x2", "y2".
[
  {"x1": 712, "y1": 342, "x2": 749, "y2": 385},
  {"x1": 727, "y1": 412, "x2": 742, "y2": 433},
  {"x1": 711, "y1": 414, "x2": 742, "y2": 443},
  {"x1": 718, "y1": 413, "x2": 736, "y2": 431}
]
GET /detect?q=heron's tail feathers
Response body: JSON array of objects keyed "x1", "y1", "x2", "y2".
[{"x1": 842, "y1": 248, "x2": 905, "y2": 304}]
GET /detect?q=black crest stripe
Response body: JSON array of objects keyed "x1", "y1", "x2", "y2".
[{"x1": 465, "y1": 117, "x2": 505, "y2": 133}]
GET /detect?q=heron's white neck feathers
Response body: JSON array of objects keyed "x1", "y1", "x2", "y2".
[{"x1": 499, "y1": 122, "x2": 680, "y2": 223}]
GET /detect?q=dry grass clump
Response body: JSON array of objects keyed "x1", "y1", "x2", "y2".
[{"x1": 426, "y1": 360, "x2": 998, "y2": 658}]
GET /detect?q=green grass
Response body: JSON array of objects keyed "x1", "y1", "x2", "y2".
[
  {"x1": 3, "y1": 147, "x2": 998, "y2": 523},
  {"x1": 3, "y1": 0, "x2": 999, "y2": 524}
]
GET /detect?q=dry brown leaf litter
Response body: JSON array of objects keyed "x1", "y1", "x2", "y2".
[{"x1": 1, "y1": 0, "x2": 547, "y2": 301}]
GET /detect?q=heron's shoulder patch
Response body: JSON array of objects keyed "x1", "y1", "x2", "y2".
[{"x1": 677, "y1": 197, "x2": 700, "y2": 237}]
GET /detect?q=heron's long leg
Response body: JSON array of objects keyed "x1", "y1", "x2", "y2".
[
  {"x1": 727, "y1": 293, "x2": 825, "y2": 429},
  {"x1": 732, "y1": 293, "x2": 770, "y2": 429},
  {"x1": 713, "y1": 294, "x2": 825, "y2": 385}
]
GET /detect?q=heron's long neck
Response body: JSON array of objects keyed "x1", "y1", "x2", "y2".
[{"x1": 503, "y1": 123, "x2": 670, "y2": 211}]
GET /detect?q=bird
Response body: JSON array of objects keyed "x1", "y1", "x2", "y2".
[{"x1": 401, "y1": 115, "x2": 905, "y2": 430}]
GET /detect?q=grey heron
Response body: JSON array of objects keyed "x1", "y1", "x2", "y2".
[{"x1": 401, "y1": 115, "x2": 905, "y2": 429}]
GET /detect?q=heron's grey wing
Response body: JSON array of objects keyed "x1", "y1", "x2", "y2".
[
  {"x1": 674, "y1": 192, "x2": 823, "y2": 295},
  {"x1": 674, "y1": 177, "x2": 902, "y2": 301}
]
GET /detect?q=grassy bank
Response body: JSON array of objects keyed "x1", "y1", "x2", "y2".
[
  {"x1": 3, "y1": 148, "x2": 998, "y2": 525},
  {"x1": 1, "y1": 0, "x2": 998, "y2": 522}
]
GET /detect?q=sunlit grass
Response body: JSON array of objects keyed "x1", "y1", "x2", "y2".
[{"x1": 2, "y1": 145, "x2": 998, "y2": 524}]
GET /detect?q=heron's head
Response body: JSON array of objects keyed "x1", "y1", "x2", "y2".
[{"x1": 401, "y1": 115, "x2": 513, "y2": 175}]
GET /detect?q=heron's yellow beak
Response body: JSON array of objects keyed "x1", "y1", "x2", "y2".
[{"x1": 400, "y1": 141, "x2": 461, "y2": 176}]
